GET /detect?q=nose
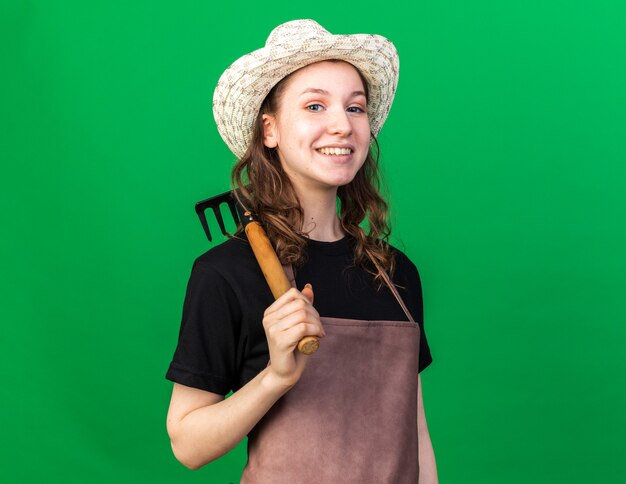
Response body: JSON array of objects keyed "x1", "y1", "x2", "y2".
[{"x1": 328, "y1": 108, "x2": 352, "y2": 136}]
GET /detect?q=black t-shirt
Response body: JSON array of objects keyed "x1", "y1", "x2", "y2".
[{"x1": 166, "y1": 235, "x2": 432, "y2": 395}]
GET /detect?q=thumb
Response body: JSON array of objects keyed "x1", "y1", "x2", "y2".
[{"x1": 301, "y1": 283, "x2": 314, "y2": 304}]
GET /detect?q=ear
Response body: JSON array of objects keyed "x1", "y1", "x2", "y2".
[{"x1": 262, "y1": 114, "x2": 278, "y2": 148}]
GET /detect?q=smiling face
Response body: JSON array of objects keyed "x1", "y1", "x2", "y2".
[{"x1": 262, "y1": 61, "x2": 371, "y2": 196}]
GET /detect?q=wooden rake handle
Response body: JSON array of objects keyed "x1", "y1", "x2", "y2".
[{"x1": 244, "y1": 219, "x2": 320, "y2": 355}]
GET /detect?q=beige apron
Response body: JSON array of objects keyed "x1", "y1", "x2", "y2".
[{"x1": 241, "y1": 266, "x2": 420, "y2": 483}]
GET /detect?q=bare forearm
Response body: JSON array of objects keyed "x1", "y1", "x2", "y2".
[
  {"x1": 168, "y1": 368, "x2": 291, "y2": 469},
  {"x1": 418, "y1": 427, "x2": 438, "y2": 484},
  {"x1": 417, "y1": 375, "x2": 438, "y2": 483},
  {"x1": 168, "y1": 286, "x2": 322, "y2": 470}
]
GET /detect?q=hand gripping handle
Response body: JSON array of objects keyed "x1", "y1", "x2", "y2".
[{"x1": 243, "y1": 214, "x2": 320, "y2": 355}]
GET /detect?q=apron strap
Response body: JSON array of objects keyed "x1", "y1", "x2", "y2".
[
  {"x1": 282, "y1": 261, "x2": 416, "y2": 324},
  {"x1": 369, "y1": 257, "x2": 416, "y2": 323}
]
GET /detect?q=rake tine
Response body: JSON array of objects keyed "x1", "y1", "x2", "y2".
[
  {"x1": 195, "y1": 191, "x2": 242, "y2": 242},
  {"x1": 195, "y1": 200, "x2": 214, "y2": 242},
  {"x1": 212, "y1": 204, "x2": 227, "y2": 237},
  {"x1": 226, "y1": 197, "x2": 240, "y2": 230}
]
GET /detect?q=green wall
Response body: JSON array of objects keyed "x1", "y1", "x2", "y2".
[{"x1": 2, "y1": 1, "x2": 625, "y2": 482}]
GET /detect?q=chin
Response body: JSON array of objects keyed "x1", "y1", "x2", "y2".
[{"x1": 326, "y1": 176, "x2": 357, "y2": 188}]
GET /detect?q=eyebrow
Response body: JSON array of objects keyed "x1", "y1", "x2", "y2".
[{"x1": 300, "y1": 88, "x2": 366, "y2": 98}]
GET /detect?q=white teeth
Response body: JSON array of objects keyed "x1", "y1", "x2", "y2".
[{"x1": 318, "y1": 147, "x2": 352, "y2": 155}]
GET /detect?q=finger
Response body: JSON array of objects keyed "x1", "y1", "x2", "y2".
[
  {"x1": 263, "y1": 308, "x2": 323, "y2": 338},
  {"x1": 275, "y1": 322, "x2": 325, "y2": 351},
  {"x1": 264, "y1": 287, "x2": 310, "y2": 317},
  {"x1": 264, "y1": 297, "x2": 317, "y2": 325},
  {"x1": 301, "y1": 283, "x2": 314, "y2": 304}
]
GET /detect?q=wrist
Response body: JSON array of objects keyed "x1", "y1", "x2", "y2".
[{"x1": 261, "y1": 365, "x2": 297, "y2": 396}]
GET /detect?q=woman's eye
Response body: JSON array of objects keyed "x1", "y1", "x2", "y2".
[
  {"x1": 306, "y1": 104, "x2": 323, "y2": 112},
  {"x1": 347, "y1": 106, "x2": 365, "y2": 113}
]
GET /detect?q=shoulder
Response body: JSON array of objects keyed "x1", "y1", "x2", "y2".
[
  {"x1": 192, "y1": 235, "x2": 256, "y2": 276},
  {"x1": 194, "y1": 235, "x2": 252, "y2": 263},
  {"x1": 385, "y1": 242, "x2": 420, "y2": 275},
  {"x1": 189, "y1": 235, "x2": 272, "y2": 303},
  {"x1": 384, "y1": 242, "x2": 423, "y2": 291}
]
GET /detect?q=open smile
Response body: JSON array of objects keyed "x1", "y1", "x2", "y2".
[{"x1": 316, "y1": 147, "x2": 353, "y2": 156}]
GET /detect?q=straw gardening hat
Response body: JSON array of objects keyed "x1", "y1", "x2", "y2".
[{"x1": 212, "y1": 19, "x2": 400, "y2": 159}]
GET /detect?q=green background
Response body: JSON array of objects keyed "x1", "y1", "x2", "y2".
[{"x1": 2, "y1": 1, "x2": 625, "y2": 482}]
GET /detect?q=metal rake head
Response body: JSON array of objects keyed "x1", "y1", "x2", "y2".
[{"x1": 195, "y1": 190, "x2": 245, "y2": 242}]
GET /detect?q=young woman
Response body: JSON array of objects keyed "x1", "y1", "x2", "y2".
[{"x1": 166, "y1": 20, "x2": 438, "y2": 483}]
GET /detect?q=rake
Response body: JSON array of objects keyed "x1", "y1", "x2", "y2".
[{"x1": 195, "y1": 190, "x2": 319, "y2": 355}]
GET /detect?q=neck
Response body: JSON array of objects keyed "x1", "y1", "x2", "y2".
[{"x1": 296, "y1": 187, "x2": 345, "y2": 242}]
